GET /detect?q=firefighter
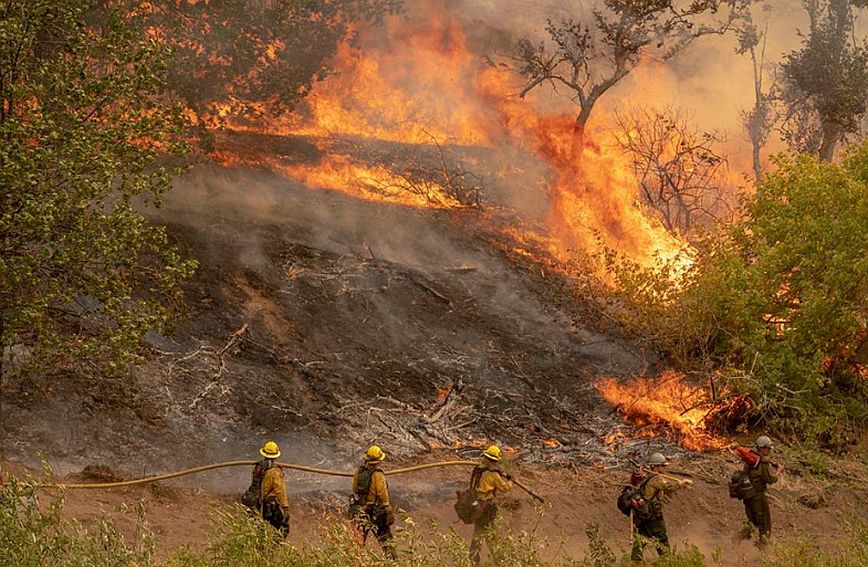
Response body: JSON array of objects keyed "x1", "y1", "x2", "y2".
[
  {"x1": 739, "y1": 435, "x2": 779, "y2": 547},
  {"x1": 469, "y1": 444, "x2": 513, "y2": 566},
  {"x1": 631, "y1": 452, "x2": 693, "y2": 562},
  {"x1": 258, "y1": 441, "x2": 290, "y2": 538},
  {"x1": 351, "y1": 445, "x2": 396, "y2": 559}
]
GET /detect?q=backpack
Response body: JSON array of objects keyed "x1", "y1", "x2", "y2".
[
  {"x1": 241, "y1": 459, "x2": 271, "y2": 509},
  {"x1": 348, "y1": 465, "x2": 376, "y2": 520},
  {"x1": 729, "y1": 469, "x2": 756, "y2": 500},
  {"x1": 454, "y1": 466, "x2": 485, "y2": 524},
  {"x1": 616, "y1": 475, "x2": 659, "y2": 521}
]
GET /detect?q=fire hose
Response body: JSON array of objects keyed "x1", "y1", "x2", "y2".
[{"x1": 30, "y1": 460, "x2": 545, "y2": 503}]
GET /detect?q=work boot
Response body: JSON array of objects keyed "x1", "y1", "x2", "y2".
[{"x1": 737, "y1": 524, "x2": 754, "y2": 541}]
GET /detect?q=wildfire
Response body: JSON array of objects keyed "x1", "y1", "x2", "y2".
[
  {"x1": 201, "y1": 0, "x2": 696, "y2": 270},
  {"x1": 597, "y1": 371, "x2": 730, "y2": 452}
]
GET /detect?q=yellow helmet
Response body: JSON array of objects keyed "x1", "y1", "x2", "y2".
[
  {"x1": 260, "y1": 441, "x2": 281, "y2": 459},
  {"x1": 365, "y1": 445, "x2": 386, "y2": 462},
  {"x1": 482, "y1": 445, "x2": 502, "y2": 462}
]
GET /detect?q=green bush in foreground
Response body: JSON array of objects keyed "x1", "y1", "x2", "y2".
[
  {"x1": 1, "y1": 477, "x2": 867, "y2": 566},
  {"x1": 0, "y1": 477, "x2": 154, "y2": 567}
]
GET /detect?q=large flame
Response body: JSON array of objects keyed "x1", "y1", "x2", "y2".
[
  {"x1": 204, "y1": 0, "x2": 691, "y2": 268},
  {"x1": 597, "y1": 371, "x2": 730, "y2": 452}
]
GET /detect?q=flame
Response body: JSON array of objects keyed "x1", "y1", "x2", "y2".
[
  {"x1": 597, "y1": 370, "x2": 730, "y2": 452},
  {"x1": 201, "y1": 0, "x2": 696, "y2": 269},
  {"x1": 602, "y1": 431, "x2": 627, "y2": 451}
]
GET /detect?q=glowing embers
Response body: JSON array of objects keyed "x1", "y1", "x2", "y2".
[{"x1": 597, "y1": 370, "x2": 740, "y2": 452}]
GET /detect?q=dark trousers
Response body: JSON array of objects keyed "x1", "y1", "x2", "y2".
[
  {"x1": 261, "y1": 497, "x2": 290, "y2": 539},
  {"x1": 631, "y1": 516, "x2": 669, "y2": 561},
  {"x1": 470, "y1": 501, "x2": 497, "y2": 566},
  {"x1": 355, "y1": 508, "x2": 396, "y2": 559},
  {"x1": 742, "y1": 493, "x2": 772, "y2": 543}
]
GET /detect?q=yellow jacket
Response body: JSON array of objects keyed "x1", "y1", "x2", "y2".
[
  {"x1": 261, "y1": 465, "x2": 289, "y2": 509},
  {"x1": 475, "y1": 467, "x2": 512, "y2": 501},
  {"x1": 353, "y1": 465, "x2": 392, "y2": 511},
  {"x1": 641, "y1": 473, "x2": 682, "y2": 508}
]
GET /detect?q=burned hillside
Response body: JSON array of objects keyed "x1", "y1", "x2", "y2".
[{"x1": 2, "y1": 160, "x2": 664, "y2": 473}]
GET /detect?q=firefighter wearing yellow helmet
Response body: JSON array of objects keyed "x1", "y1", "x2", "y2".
[
  {"x1": 350, "y1": 445, "x2": 396, "y2": 559},
  {"x1": 468, "y1": 444, "x2": 513, "y2": 565},
  {"x1": 241, "y1": 441, "x2": 289, "y2": 538}
]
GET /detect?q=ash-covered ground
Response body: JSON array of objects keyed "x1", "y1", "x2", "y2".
[{"x1": 2, "y1": 146, "x2": 673, "y2": 480}]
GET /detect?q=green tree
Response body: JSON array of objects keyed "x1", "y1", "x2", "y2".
[
  {"x1": 0, "y1": 0, "x2": 197, "y2": 413},
  {"x1": 779, "y1": 0, "x2": 868, "y2": 161},
  {"x1": 140, "y1": 0, "x2": 402, "y2": 144},
  {"x1": 605, "y1": 142, "x2": 868, "y2": 443}
]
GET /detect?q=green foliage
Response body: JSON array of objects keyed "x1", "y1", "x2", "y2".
[
  {"x1": 2, "y1": 484, "x2": 866, "y2": 567},
  {"x1": 139, "y1": 0, "x2": 403, "y2": 125},
  {"x1": 601, "y1": 142, "x2": 868, "y2": 443},
  {"x1": 0, "y1": 1, "x2": 196, "y2": 377},
  {"x1": 760, "y1": 521, "x2": 868, "y2": 567},
  {"x1": 0, "y1": 477, "x2": 155, "y2": 566},
  {"x1": 779, "y1": 0, "x2": 868, "y2": 159},
  {"x1": 581, "y1": 523, "x2": 616, "y2": 566}
]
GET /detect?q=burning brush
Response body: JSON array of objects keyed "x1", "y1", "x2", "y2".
[{"x1": 597, "y1": 370, "x2": 750, "y2": 452}]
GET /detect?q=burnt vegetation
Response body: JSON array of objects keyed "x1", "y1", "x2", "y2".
[
  {"x1": 612, "y1": 106, "x2": 733, "y2": 238},
  {"x1": 1, "y1": 0, "x2": 867, "y2": 475}
]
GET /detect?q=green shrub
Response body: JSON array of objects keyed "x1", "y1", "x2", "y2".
[
  {"x1": 761, "y1": 521, "x2": 868, "y2": 567},
  {"x1": 0, "y1": 477, "x2": 154, "y2": 567},
  {"x1": 597, "y1": 142, "x2": 868, "y2": 444},
  {"x1": 2, "y1": 476, "x2": 866, "y2": 567}
]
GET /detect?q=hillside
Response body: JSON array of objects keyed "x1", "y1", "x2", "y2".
[{"x1": 1, "y1": 159, "x2": 655, "y2": 477}]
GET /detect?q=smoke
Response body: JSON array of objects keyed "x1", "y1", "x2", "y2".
[
  {"x1": 158, "y1": 164, "x2": 574, "y2": 341},
  {"x1": 444, "y1": 0, "x2": 812, "y2": 166}
]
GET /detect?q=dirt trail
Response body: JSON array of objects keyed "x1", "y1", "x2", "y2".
[{"x1": 3, "y1": 453, "x2": 863, "y2": 565}]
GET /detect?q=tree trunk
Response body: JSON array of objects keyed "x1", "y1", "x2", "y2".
[
  {"x1": 570, "y1": 103, "x2": 595, "y2": 171},
  {"x1": 751, "y1": 134, "x2": 763, "y2": 182},
  {"x1": 818, "y1": 122, "x2": 840, "y2": 162},
  {"x1": 749, "y1": 44, "x2": 765, "y2": 184}
]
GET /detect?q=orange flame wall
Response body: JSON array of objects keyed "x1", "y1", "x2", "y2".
[{"x1": 215, "y1": 0, "x2": 691, "y2": 267}]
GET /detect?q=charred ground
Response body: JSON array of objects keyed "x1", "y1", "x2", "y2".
[{"x1": 1, "y1": 151, "x2": 661, "y2": 475}]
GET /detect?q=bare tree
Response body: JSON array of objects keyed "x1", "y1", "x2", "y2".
[
  {"x1": 734, "y1": 6, "x2": 778, "y2": 184},
  {"x1": 779, "y1": 0, "x2": 868, "y2": 160},
  {"x1": 513, "y1": 1, "x2": 750, "y2": 167},
  {"x1": 613, "y1": 106, "x2": 731, "y2": 237}
]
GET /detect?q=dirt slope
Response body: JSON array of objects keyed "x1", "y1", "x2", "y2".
[
  {"x1": 1, "y1": 163, "x2": 651, "y2": 476},
  {"x1": 1, "y1": 161, "x2": 864, "y2": 562}
]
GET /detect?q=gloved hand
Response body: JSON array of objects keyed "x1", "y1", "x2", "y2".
[
  {"x1": 502, "y1": 473, "x2": 513, "y2": 481},
  {"x1": 681, "y1": 479, "x2": 694, "y2": 488},
  {"x1": 386, "y1": 510, "x2": 396, "y2": 526}
]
